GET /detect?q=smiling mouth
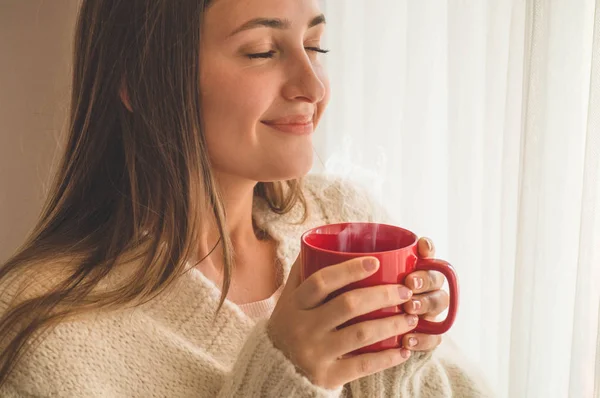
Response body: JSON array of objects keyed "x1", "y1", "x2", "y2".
[
  {"x1": 261, "y1": 120, "x2": 314, "y2": 135},
  {"x1": 261, "y1": 113, "x2": 315, "y2": 135}
]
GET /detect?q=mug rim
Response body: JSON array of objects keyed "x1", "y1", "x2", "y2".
[{"x1": 301, "y1": 222, "x2": 418, "y2": 256}]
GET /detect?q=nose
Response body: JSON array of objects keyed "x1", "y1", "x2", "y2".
[{"x1": 282, "y1": 52, "x2": 327, "y2": 104}]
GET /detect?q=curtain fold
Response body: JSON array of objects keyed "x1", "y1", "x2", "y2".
[
  {"x1": 566, "y1": 0, "x2": 600, "y2": 396},
  {"x1": 315, "y1": 1, "x2": 600, "y2": 396}
]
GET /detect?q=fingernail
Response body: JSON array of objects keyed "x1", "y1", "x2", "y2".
[
  {"x1": 363, "y1": 258, "x2": 379, "y2": 272},
  {"x1": 398, "y1": 286, "x2": 412, "y2": 300},
  {"x1": 425, "y1": 238, "x2": 433, "y2": 252},
  {"x1": 412, "y1": 300, "x2": 421, "y2": 312},
  {"x1": 408, "y1": 337, "x2": 418, "y2": 347},
  {"x1": 414, "y1": 277, "x2": 424, "y2": 290},
  {"x1": 406, "y1": 315, "x2": 418, "y2": 326},
  {"x1": 400, "y1": 348, "x2": 411, "y2": 359}
]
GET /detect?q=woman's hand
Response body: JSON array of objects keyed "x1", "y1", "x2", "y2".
[
  {"x1": 401, "y1": 237, "x2": 449, "y2": 352},
  {"x1": 268, "y1": 256, "x2": 417, "y2": 390}
]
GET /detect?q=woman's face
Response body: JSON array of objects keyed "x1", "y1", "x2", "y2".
[{"x1": 200, "y1": 0, "x2": 330, "y2": 183}]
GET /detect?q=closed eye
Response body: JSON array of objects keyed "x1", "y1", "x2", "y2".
[
  {"x1": 247, "y1": 47, "x2": 330, "y2": 59},
  {"x1": 305, "y1": 47, "x2": 330, "y2": 54},
  {"x1": 247, "y1": 50, "x2": 277, "y2": 59}
]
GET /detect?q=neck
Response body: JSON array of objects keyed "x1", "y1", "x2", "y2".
[
  {"x1": 215, "y1": 172, "x2": 258, "y2": 244},
  {"x1": 193, "y1": 172, "x2": 264, "y2": 270}
]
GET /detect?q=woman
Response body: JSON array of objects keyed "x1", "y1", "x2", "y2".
[{"x1": 0, "y1": 0, "x2": 491, "y2": 396}]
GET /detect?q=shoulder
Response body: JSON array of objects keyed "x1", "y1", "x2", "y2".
[
  {"x1": 2, "y1": 303, "x2": 215, "y2": 397},
  {"x1": 0, "y1": 260, "x2": 72, "y2": 317},
  {"x1": 3, "y1": 313, "x2": 121, "y2": 395},
  {"x1": 302, "y1": 173, "x2": 386, "y2": 224},
  {"x1": 0, "y1": 263, "x2": 162, "y2": 396},
  {"x1": 0, "y1": 263, "x2": 249, "y2": 396}
]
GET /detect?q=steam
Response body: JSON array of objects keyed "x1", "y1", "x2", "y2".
[
  {"x1": 323, "y1": 137, "x2": 387, "y2": 220},
  {"x1": 313, "y1": 136, "x2": 390, "y2": 252},
  {"x1": 336, "y1": 222, "x2": 380, "y2": 253}
]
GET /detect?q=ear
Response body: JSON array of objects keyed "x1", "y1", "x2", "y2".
[{"x1": 119, "y1": 79, "x2": 133, "y2": 112}]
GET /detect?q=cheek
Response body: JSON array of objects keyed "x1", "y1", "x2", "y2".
[
  {"x1": 202, "y1": 75, "x2": 265, "y2": 124},
  {"x1": 200, "y1": 67, "x2": 275, "y2": 151},
  {"x1": 314, "y1": 66, "x2": 331, "y2": 127},
  {"x1": 199, "y1": 63, "x2": 279, "y2": 172}
]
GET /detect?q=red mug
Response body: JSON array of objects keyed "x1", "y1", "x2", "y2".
[{"x1": 300, "y1": 222, "x2": 459, "y2": 354}]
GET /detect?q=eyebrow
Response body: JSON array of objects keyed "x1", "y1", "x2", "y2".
[{"x1": 229, "y1": 13, "x2": 326, "y2": 37}]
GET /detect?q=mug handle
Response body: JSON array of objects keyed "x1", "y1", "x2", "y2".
[{"x1": 411, "y1": 258, "x2": 459, "y2": 335}]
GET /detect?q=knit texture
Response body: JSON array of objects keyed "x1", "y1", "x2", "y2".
[
  {"x1": 0, "y1": 174, "x2": 493, "y2": 397},
  {"x1": 238, "y1": 284, "x2": 284, "y2": 320}
]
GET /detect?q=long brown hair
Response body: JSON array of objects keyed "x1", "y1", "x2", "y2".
[{"x1": 0, "y1": 0, "x2": 306, "y2": 387}]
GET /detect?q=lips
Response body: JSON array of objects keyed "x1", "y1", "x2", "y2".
[
  {"x1": 261, "y1": 114, "x2": 314, "y2": 125},
  {"x1": 261, "y1": 114, "x2": 315, "y2": 135}
]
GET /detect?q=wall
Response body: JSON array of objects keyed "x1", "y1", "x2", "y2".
[{"x1": 0, "y1": 1, "x2": 79, "y2": 262}]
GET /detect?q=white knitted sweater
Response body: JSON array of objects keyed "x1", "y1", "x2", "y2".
[{"x1": 1, "y1": 174, "x2": 492, "y2": 397}]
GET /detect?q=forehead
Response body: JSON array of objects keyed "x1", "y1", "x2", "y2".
[{"x1": 204, "y1": 0, "x2": 323, "y2": 38}]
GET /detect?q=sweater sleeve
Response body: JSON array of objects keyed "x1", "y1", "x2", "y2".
[
  {"x1": 345, "y1": 350, "x2": 494, "y2": 398},
  {"x1": 217, "y1": 319, "x2": 343, "y2": 398},
  {"x1": 220, "y1": 318, "x2": 493, "y2": 398}
]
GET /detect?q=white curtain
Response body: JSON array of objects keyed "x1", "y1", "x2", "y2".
[{"x1": 313, "y1": 1, "x2": 600, "y2": 397}]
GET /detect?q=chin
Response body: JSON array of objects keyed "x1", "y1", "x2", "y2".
[{"x1": 260, "y1": 155, "x2": 314, "y2": 183}]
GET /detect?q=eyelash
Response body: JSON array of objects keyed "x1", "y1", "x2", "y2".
[{"x1": 247, "y1": 47, "x2": 330, "y2": 59}]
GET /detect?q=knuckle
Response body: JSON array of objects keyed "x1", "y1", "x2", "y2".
[
  {"x1": 354, "y1": 326, "x2": 370, "y2": 344},
  {"x1": 421, "y1": 294, "x2": 431, "y2": 310},
  {"x1": 420, "y1": 271, "x2": 431, "y2": 286},
  {"x1": 341, "y1": 294, "x2": 359, "y2": 314},
  {"x1": 439, "y1": 290, "x2": 450, "y2": 306},
  {"x1": 429, "y1": 270, "x2": 444, "y2": 288},
  {"x1": 310, "y1": 273, "x2": 328, "y2": 296},
  {"x1": 422, "y1": 272, "x2": 433, "y2": 290},
  {"x1": 382, "y1": 286, "x2": 393, "y2": 303},
  {"x1": 392, "y1": 316, "x2": 404, "y2": 332}
]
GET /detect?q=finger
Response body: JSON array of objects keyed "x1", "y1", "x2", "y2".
[
  {"x1": 402, "y1": 289, "x2": 449, "y2": 317},
  {"x1": 295, "y1": 257, "x2": 380, "y2": 309},
  {"x1": 405, "y1": 269, "x2": 445, "y2": 294},
  {"x1": 402, "y1": 333, "x2": 442, "y2": 352},
  {"x1": 319, "y1": 284, "x2": 413, "y2": 329},
  {"x1": 331, "y1": 314, "x2": 418, "y2": 356},
  {"x1": 417, "y1": 237, "x2": 435, "y2": 258},
  {"x1": 330, "y1": 347, "x2": 412, "y2": 386}
]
